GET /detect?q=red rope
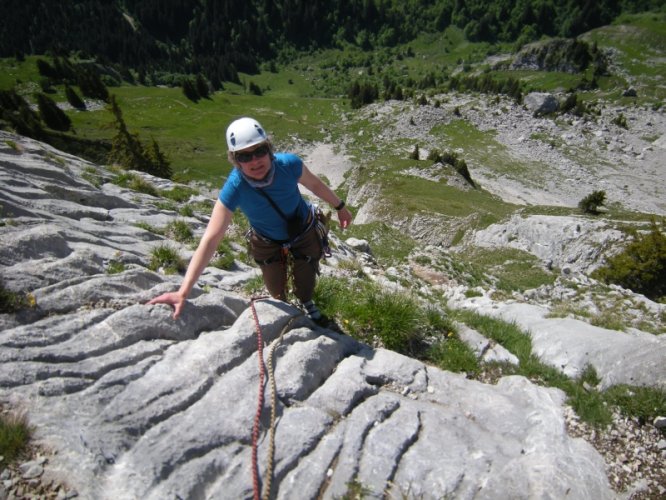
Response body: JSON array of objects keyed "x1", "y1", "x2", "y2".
[
  {"x1": 249, "y1": 243, "x2": 291, "y2": 499},
  {"x1": 250, "y1": 297, "x2": 266, "y2": 500}
]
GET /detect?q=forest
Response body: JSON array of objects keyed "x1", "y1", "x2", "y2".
[{"x1": 1, "y1": 0, "x2": 661, "y2": 89}]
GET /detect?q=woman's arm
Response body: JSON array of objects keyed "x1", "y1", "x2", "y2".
[
  {"x1": 299, "y1": 164, "x2": 353, "y2": 228},
  {"x1": 147, "y1": 200, "x2": 233, "y2": 319}
]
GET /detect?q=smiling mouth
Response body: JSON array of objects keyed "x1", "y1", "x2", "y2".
[{"x1": 246, "y1": 164, "x2": 268, "y2": 179}]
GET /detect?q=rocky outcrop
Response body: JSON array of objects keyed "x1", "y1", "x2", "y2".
[
  {"x1": 0, "y1": 130, "x2": 662, "y2": 498},
  {"x1": 0, "y1": 132, "x2": 619, "y2": 498},
  {"x1": 3, "y1": 297, "x2": 615, "y2": 499},
  {"x1": 470, "y1": 214, "x2": 626, "y2": 274}
]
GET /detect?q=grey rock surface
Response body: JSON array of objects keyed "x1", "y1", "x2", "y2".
[
  {"x1": 3, "y1": 299, "x2": 614, "y2": 500},
  {"x1": 470, "y1": 214, "x2": 627, "y2": 274},
  {"x1": 523, "y1": 92, "x2": 560, "y2": 115},
  {"x1": 0, "y1": 130, "x2": 651, "y2": 498}
]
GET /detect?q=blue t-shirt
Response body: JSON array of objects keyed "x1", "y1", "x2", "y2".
[{"x1": 219, "y1": 152, "x2": 310, "y2": 241}]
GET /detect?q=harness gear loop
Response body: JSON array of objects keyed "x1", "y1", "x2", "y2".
[{"x1": 249, "y1": 296, "x2": 303, "y2": 500}]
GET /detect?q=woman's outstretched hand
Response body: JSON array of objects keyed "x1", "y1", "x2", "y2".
[
  {"x1": 147, "y1": 291, "x2": 186, "y2": 320},
  {"x1": 337, "y1": 207, "x2": 353, "y2": 229}
]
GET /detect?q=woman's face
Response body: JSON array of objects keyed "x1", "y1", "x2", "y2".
[{"x1": 234, "y1": 143, "x2": 271, "y2": 180}]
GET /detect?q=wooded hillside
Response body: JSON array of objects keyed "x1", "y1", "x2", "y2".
[{"x1": 1, "y1": 0, "x2": 661, "y2": 88}]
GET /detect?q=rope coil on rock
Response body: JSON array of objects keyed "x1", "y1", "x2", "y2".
[
  {"x1": 250, "y1": 296, "x2": 303, "y2": 500},
  {"x1": 250, "y1": 297, "x2": 267, "y2": 500}
]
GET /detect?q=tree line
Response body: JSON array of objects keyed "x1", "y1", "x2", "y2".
[{"x1": 1, "y1": 0, "x2": 660, "y2": 90}]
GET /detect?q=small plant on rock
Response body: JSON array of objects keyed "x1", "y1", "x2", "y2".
[
  {"x1": 0, "y1": 409, "x2": 32, "y2": 464},
  {"x1": 0, "y1": 282, "x2": 35, "y2": 313},
  {"x1": 210, "y1": 240, "x2": 236, "y2": 270},
  {"x1": 165, "y1": 219, "x2": 193, "y2": 243},
  {"x1": 612, "y1": 113, "x2": 628, "y2": 129},
  {"x1": 113, "y1": 172, "x2": 159, "y2": 197},
  {"x1": 149, "y1": 244, "x2": 185, "y2": 274}
]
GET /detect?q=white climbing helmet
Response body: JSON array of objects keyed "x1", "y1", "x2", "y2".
[{"x1": 226, "y1": 117, "x2": 268, "y2": 152}]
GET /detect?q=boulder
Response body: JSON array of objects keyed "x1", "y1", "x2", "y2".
[{"x1": 524, "y1": 92, "x2": 559, "y2": 115}]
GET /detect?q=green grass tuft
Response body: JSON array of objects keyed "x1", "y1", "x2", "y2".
[
  {"x1": 149, "y1": 244, "x2": 185, "y2": 274},
  {"x1": 165, "y1": 219, "x2": 194, "y2": 244},
  {"x1": 210, "y1": 240, "x2": 236, "y2": 270},
  {"x1": 112, "y1": 172, "x2": 159, "y2": 196},
  {"x1": 315, "y1": 276, "x2": 453, "y2": 356},
  {"x1": 0, "y1": 410, "x2": 32, "y2": 463}
]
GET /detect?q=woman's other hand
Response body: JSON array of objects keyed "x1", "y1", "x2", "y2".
[
  {"x1": 337, "y1": 206, "x2": 353, "y2": 229},
  {"x1": 147, "y1": 291, "x2": 186, "y2": 320}
]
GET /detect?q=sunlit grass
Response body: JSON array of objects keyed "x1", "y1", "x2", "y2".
[{"x1": 315, "y1": 276, "x2": 453, "y2": 355}]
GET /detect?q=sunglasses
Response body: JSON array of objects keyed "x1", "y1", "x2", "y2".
[{"x1": 235, "y1": 145, "x2": 270, "y2": 163}]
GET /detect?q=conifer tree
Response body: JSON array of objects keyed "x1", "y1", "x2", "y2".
[
  {"x1": 144, "y1": 138, "x2": 172, "y2": 179},
  {"x1": 0, "y1": 90, "x2": 44, "y2": 139},
  {"x1": 36, "y1": 93, "x2": 71, "y2": 132},
  {"x1": 182, "y1": 79, "x2": 199, "y2": 102},
  {"x1": 107, "y1": 95, "x2": 172, "y2": 179},
  {"x1": 36, "y1": 59, "x2": 58, "y2": 79},
  {"x1": 78, "y1": 68, "x2": 109, "y2": 102},
  {"x1": 65, "y1": 85, "x2": 86, "y2": 110},
  {"x1": 108, "y1": 95, "x2": 148, "y2": 170},
  {"x1": 195, "y1": 74, "x2": 210, "y2": 99}
]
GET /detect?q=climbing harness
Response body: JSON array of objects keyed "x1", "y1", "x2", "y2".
[
  {"x1": 249, "y1": 296, "x2": 303, "y2": 500},
  {"x1": 247, "y1": 204, "x2": 327, "y2": 301}
]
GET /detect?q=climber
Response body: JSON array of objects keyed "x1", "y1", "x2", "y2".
[{"x1": 148, "y1": 116, "x2": 353, "y2": 321}]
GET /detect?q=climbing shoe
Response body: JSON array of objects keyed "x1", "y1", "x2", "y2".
[{"x1": 302, "y1": 300, "x2": 322, "y2": 321}]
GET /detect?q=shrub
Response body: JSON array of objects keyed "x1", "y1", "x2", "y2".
[
  {"x1": 143, "y1": 139, "x2": 172, "y2": 180},
  {"x1": 427, "y1": 148, "x2": 474, "y2": 186},
  {"x1": 592, "y1": 221, "x2": 665, "y2": 302},
  {"x1": 348, "y1": 80, "x2": 379, "y2": 108},
  {"x1": 0, "y1": 282, "x2": 35, "y2": 313},
  {"x1": 560, "y1": 93, "x2": 578, "y2": 113},
  {"x1": 195, "y1": 74, "x2": 210, "y2": 99},
  {"x1": 248, "y1": 81, "x2": 263, "y2": 96},
  {"x1": 107, "y1": 95, "x2": 172, "y2": 179},
  {"x1": 149, "y1": 244, "x2": 185, "y2": 274},
  {"x1": 182, "y1": 78, "x2": 199, "y2": 102},
  {"x1": 77, "y1": 67, "x2": 109, "y2": 101},
  {"x1": 0, "y1": 89, "x2": 44, "y2": 139},
  {"x1": 578, "y1": 190, "x2": 606, "y2": 214},
  {"x1": 612, "y1": 113, "x2": 628, "y2": 129}
]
